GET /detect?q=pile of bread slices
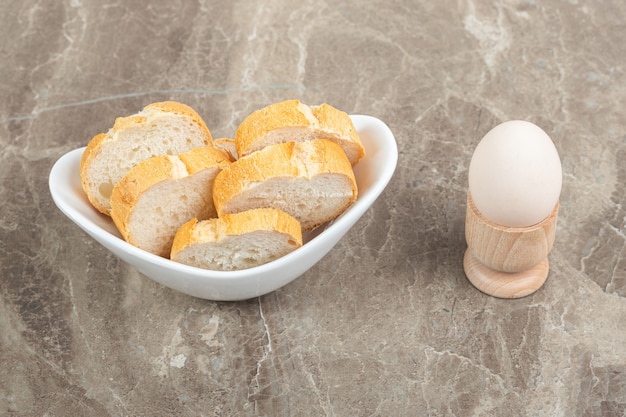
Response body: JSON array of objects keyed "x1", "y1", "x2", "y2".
[{"x1": 79, "y1": 99, "x2": 365, "y2": 271}]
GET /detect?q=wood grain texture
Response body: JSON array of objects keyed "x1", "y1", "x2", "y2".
[
  {"x1": 465, "y1": 193, "x2": 558, "y2": 273},
  {"x1": 463, "y1": 249, "x2": 550, "y2": 298}
]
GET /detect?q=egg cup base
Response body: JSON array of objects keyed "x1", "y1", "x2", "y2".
[{"x1": 463, "y1": 249, "x2": 549, "y2": 298}]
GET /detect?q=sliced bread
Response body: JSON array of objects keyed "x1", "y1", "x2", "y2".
[
  {"x1": 170, "y1": 208, "x2": 302, "y2": 271},
  {"x1": 213, "y1": 137, "x2": 238, "y2": 160},
  {"x1": 234, "y1": 99, "x2": 365, "y2": 165},
  {"x1": 213, "y1": 139, "x2": 358, "y2": 231},
  {"x1": 80, "y1": 101, "x2": 213, "y2": 215},
  {"x1": 110, "y1": 146, "x2": 232, "y2": 258}
]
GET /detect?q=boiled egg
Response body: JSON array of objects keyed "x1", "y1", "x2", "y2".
[{"x1": 468, "y1": 120, "x2": 562, "y2": 228}]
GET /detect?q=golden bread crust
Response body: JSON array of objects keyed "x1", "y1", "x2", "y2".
[
  {"x1": 235, "y1": 100, "x2": 311, "y2": 156},
  {"x1": 110, "y1": 147, "x2": 231, "y2": 250},
  {"x1": 178, "y1": 146, "x2": 232, "y2": 174},
  {"x1": 79, "y1": 132, "x2": 109, "y2": 213},
  {"x1": 145, "y1": 101, "x2": 213, "y2": 142},
  {"x1": 213, "y1": 138, "x2": 238, "y2": 160},
  {"x1": 311, "y1": 103, "x2": 364, "y2": 163},
  {"x1": 110, "y1": 155, "x2": 179, "y2": 245},
  {"x1": 80, "y1": 101, "x2": 213, "y2": 215},
  {"x1": 213, "y1": 139, "x2": 357, "y2": 230},
  {"x1": 170, "y1": 208, "x2": 303, "y2": 260},
  {"x1": 234, "y1": 100, "x2": 365, "y2": 165},
  {"x1": 111, "y1": 115, "x2": 146, "y2": 132}
]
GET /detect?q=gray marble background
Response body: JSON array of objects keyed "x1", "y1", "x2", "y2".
[{"x1": 1, "y1": 0, "x2": 625, "y2": 416}]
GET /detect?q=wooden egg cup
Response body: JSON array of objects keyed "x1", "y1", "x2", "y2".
[{"x1": 463, "y1": 193, "x2": 558, "y2": 299}]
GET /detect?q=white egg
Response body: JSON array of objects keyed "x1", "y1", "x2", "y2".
[{"x1": 468, "y1": 120, "x2": 562, "y2": 228}]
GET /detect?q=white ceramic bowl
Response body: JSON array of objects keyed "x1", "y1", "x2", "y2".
[{"x1": 49, "y1": 115, "x2": 398, "y2": 301}]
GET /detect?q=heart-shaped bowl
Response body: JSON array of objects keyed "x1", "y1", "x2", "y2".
[{"x1": 49, "y1": 115, "x2": 398, "y2": 301}]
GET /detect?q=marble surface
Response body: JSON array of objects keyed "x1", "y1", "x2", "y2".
[{"x1": 1, "y1": 0, "x2": 625, "y2": 415}]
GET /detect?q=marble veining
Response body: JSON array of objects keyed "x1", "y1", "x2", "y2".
[{"x1": 1, "y1": 0, "x2": 625, "y2": 416}]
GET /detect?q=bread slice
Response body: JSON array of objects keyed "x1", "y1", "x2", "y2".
[
  {"x1": 213, "y1": 139, "x2": 358, "y2": 231},
  {"x1": 80, "y1": 101, "x2": 213, "y2": 215},
  {"x1": 213, "y1": 138, "x2": 238, "y2": 160},
  {"x1": 110, "y1": 147, "x2": 232, "y2": 257},
  {"x1": 170, "y1": 208, "x2": 302, "y2": 271},
  {"x1": 235, "y1": 99, "x2": 365, "y2": 165}
]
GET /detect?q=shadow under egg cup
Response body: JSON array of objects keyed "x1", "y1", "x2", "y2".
[{"x1": 463, "y1": 192, "x2": 558, "y2": 298}]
